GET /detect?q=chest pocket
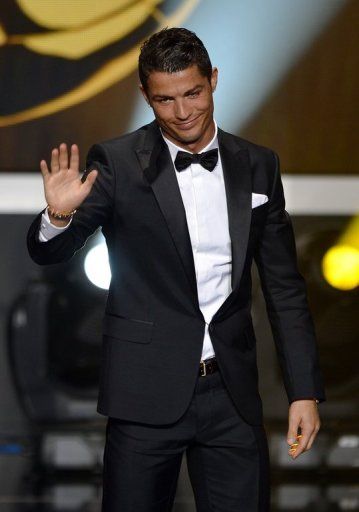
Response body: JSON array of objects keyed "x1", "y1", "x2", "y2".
[{"x1": 251, "y1": 201, "x2": 269, "y2": 223}]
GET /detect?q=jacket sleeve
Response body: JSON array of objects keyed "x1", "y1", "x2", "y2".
[
  {"x1": 26, "y1": 143, "x2": 115, "y2": 265},
  {"x1": 253, "y1": 151, "x2": 326, "y2": 405}
]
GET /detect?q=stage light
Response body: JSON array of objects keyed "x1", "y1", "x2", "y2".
[
  {"x1": 322, "y1": 245, "x2": 359, "y2": 291},
  {"x1": 83, "y1": 242, "x2": 111, "y2": 290}
]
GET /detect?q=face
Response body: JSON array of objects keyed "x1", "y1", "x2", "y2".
[{"x1": 140, "y1": 64, "x2": 218, "y2": 152}]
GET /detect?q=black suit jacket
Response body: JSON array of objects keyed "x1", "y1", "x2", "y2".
[{"x1": 27, "y1": 120, "x2": 326, "y2": 425}]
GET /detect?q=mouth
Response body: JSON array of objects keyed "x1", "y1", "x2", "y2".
[{"x1": 174, "y1": 116, "x2": 201, "y2": 130}]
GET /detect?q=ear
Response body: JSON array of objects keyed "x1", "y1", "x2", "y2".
[{"x1": 211, "y1": 67, "x2": 218, "y2": 92}]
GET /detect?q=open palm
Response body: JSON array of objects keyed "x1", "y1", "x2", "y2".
[{"x1": 40, "y1": 143, "x2": 98, "y2": 213}]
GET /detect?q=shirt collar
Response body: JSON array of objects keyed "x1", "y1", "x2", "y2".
[{"x1": 161, "y1": 119, "x2": 218, "y2": 162}]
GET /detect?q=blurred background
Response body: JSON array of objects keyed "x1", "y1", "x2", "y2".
[{"x1": 0, "y1": 0, "x2": 358, "y2": 510}]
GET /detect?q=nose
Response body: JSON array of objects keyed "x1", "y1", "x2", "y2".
[{"x1": 174, "y1": 99, "x2": 191, "y2": 120}]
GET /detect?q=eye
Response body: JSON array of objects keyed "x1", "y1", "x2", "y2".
[
  {"x1": 188, "y1": 91, "x2": 199, "y2": 98},
  {"x1": 159, "y1": 98, "x2": 171, "y2": 104}
]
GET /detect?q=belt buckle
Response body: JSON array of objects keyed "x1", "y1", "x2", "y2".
[{"x1": 200, "y1": 360, "x2": 207, "y2": 377}]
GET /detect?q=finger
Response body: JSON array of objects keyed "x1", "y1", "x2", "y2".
[
  {"x1": 69, "y1": 144, "x2": 79, "y2": 172},
  {"x1": 287, "y1": 415, "x2": 301, "y2": 458},
  {"x1": 40, "y1": 159, "x2": 50, "y2": 178},
  {"x1": 51, "y1": 148, "x2": 60, "y2": 173},
  {"x1": 82, "y1": 168, "x2": 98, "y2": 190},
  {"x1": 306, "y1": 423, "x2": 320, "y2": 451},
  {"x1": 287, "y1": 417, "x2": 300, "y2": 446},
  {"x1": 291, "y1": 424, "x2": 314, "y2": 459},
  {"x1": 288, "y1": 433, "x2": 302, "y2": 458},
  {"x1": 59, "y1": 143, "x2": 68, "y2": 170}
]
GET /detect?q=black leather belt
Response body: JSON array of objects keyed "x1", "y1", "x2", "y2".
[{"x1": 199, "y1": 357, "x2": 218, "y2": 377}]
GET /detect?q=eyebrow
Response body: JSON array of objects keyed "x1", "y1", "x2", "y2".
[{"x1": 152, "y1": 84, "x2": 204, "y2": 100}]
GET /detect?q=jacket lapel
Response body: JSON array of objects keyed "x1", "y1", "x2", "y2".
[
  {"x1": 135, "y1": 122, "x2": 253, "y2": 320},
  {"x1": 213, "y1": 129, "x2": 252, "y2": 320},
  {"x1": 136, "y1": 122, "x2": 199, "y2": 308}
]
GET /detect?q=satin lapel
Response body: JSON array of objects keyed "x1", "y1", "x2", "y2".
[
  {"x1": 135, "y1": 123, "x2": 199, "y2": 307},
  {"x1": 214, "y1": 130, "x2": 252, "y2": 319}
]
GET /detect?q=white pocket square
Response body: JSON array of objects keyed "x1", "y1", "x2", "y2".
[{"x1": 252, "y1": 193, "x2": 268, "y2": 209}]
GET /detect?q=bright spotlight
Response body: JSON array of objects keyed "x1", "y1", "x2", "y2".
[
  {"x1": 322, "y1": 245, "x2": 359, "y2": 291},
  {"x1": 84, "y1": 243, "x2": 111, "y2": 290}
]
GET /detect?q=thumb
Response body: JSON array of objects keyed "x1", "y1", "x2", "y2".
[
  {"x1": 287, "y1": 417, "x2": 300, "y2": 445},
  {"x1": 83, "y1": 168, "x2": 98, "y2": 187}
]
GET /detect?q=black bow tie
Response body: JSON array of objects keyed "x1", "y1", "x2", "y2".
[{"x1": 174, "y1": 148, "x2": 218, "y2": 172}]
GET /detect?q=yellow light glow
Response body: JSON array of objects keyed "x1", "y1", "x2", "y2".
[
  {"x1": 16, "y1": 0, "x2": 137, "y2": 29},
  {"x1": 0, "y1": 0, "x2": 199, "y2": 126},
  {"x1": 322, "y1": 245, "x2": 359, "y2": 291},
  {"x1": 13, "y1": 0, "x2": 163, "y2": 59},
  {"x1": 0, "y1": 23, "x2": 6, "y2": 45}
]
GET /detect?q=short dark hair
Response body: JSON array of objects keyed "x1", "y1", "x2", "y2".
[{"x1": 138, "y1": 27, "x2": 212, "y2": 91}]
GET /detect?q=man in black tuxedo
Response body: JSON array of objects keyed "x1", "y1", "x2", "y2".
[{"x1": 27, "y1": 27, "x2": 326, "y2": 511}]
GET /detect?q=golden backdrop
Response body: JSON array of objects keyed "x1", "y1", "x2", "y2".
[
  {"x1": 0, "y1": 0, "x2": 357, "y2": 175},
  {"x1": 0, "y1": 0, "x2": 198, "y2": 127}
]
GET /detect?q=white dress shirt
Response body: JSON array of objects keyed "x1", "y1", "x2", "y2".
[
  {"x1": 38, "y1": 120, "x2": 233, "y2": 361},
  {"x1": 161, "y1": 122, "x2": 232, "y2": 360}
]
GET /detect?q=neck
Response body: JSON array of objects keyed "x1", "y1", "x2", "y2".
[{"x1": 162, "y1": 119, "x2": 216, "y2": 153}]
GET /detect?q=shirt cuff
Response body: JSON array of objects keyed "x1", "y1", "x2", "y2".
[{"x1": 38, "y1": 208, "x2": 73, "y2": 242}]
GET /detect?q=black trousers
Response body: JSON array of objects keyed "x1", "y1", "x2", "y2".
[{"x1": 102, "y1": 369, "x2": 270, "y2": 511}]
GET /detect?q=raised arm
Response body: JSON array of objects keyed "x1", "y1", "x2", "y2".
[
  {"x1": 42, "y1": 143, "x2": 98, "y2": 224},
  {"x1": 27, "y1": 142, "x2": 115, "y2": 264}
]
